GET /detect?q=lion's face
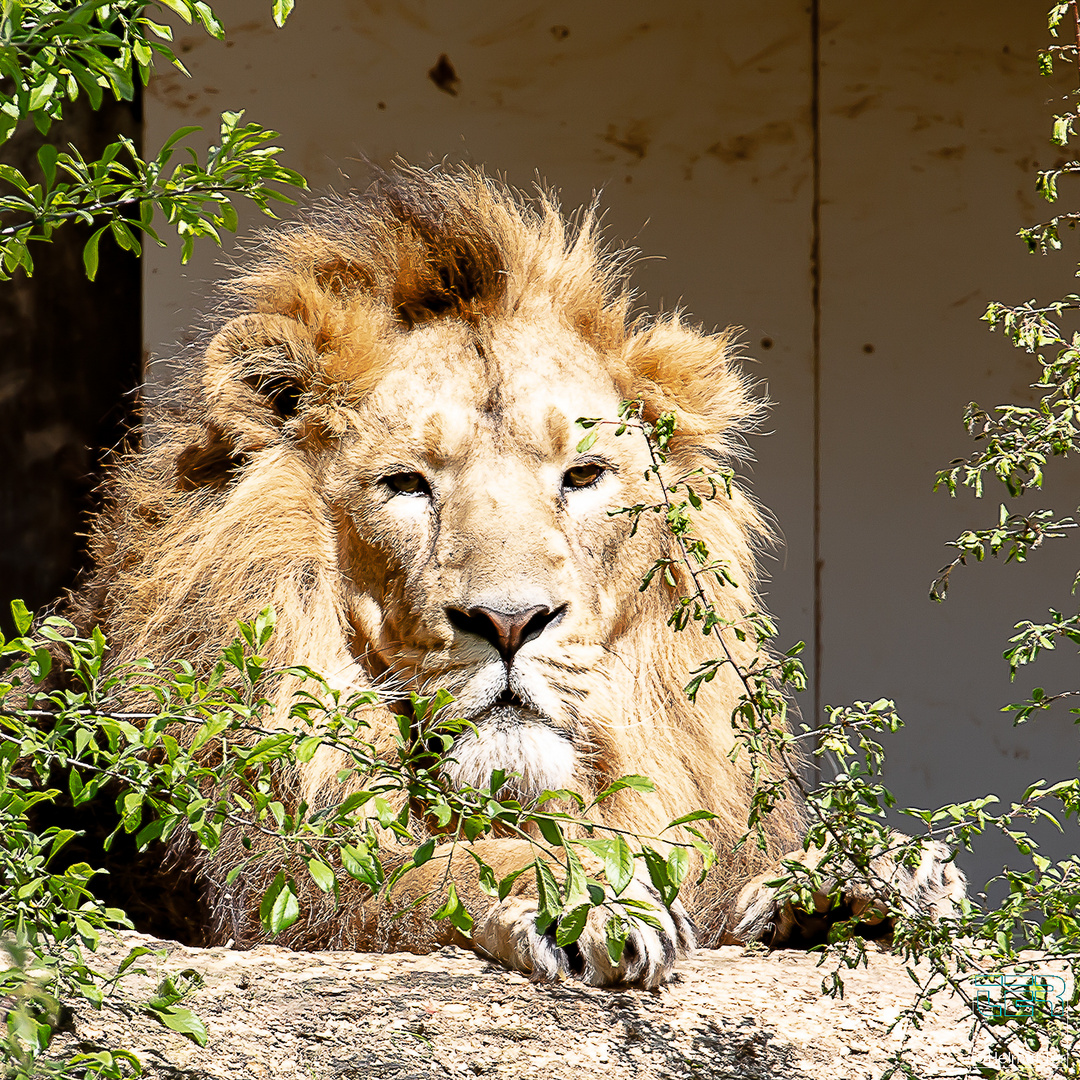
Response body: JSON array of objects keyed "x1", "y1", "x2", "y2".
[
  {"x1": 81, "y1": 169, "x2": 771, "y2": 836},
  {"x1": 67, "y1": 169, "x2": 812, "y2": 958},
  {"x1": 326, "y1": 315, "x2": 660, "y2": 797}
]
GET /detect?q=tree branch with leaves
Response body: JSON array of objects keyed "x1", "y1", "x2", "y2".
[{"x1": 0, "y1": 0, "x2": 306, "y2": 278}]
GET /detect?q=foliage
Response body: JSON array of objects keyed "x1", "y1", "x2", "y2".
[
  {"x1": 576, "y1": 378, "x2": 1080, "y2": 1076},
  {"x1": 0, "y1": 1, "x2": 307, "y2": 278},
  {"x1": 575, "y1": 17, "x2": 1080, "y2": 1059},
  {"x1": 622, "y1": 2, "x2": 1080, "y2": 1073},
  {"x1": 0, "y1": 599, "x2": 714, "y2": 1075},
  {"x1": 1, "y1": 2, "x2": 298, "y2": 1073},
  {"x1": 0, "y1": 3, "x2": 707, "y2": 1075}
]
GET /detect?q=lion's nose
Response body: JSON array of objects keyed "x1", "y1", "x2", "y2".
[{"x1": 446, "y1": 603, "x2": 563, "y2": 661}]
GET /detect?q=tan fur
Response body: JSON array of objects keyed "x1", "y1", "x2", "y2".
[{"x1": 66, "y1": 165, "x2": 809, "y2": 984}]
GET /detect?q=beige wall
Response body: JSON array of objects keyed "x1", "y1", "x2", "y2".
[{"x1": 144, "y1": 0, "x2": 1079, "y2": 890}]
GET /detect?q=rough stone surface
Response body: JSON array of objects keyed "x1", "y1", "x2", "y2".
[{"x1": 41, "y1": 931, "x2": 1066, "y2": 1079}]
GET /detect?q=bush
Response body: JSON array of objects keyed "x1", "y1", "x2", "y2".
[{"x1": 0, "y1": 599, "x2": 716, "y2": 1076}]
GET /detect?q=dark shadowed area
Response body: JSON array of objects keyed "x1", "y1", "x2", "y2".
[{"x1": 0, "y1": 95, "x2": 142, "y2": 638}]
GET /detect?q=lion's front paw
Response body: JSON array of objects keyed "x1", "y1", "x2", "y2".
[
  {"x1": 471, "y1": 875, "x2": 695, "y2": 988},
  {"x1": 731, "y1": 835, "x2": 967, "y2": 947}
]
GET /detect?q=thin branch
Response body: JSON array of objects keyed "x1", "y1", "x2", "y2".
[{"x1": 627, "y1": 414, "x2": 1021, "y2": 1059}]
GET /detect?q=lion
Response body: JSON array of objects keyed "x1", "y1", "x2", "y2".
[{"x1": 61, "y1": 165, "x2": 965, "y2": 987}]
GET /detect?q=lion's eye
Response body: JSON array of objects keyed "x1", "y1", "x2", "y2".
[
  {"x1": 563, "y1": 463, "x2": 607, "y2": 490},
  {"x1": 383, "y1": 471, "x2": 431, "y2": 497}
]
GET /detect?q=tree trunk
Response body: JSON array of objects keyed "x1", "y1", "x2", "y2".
[{"x1": 0, "y1": 93, "x2": 142, "y2": 635}]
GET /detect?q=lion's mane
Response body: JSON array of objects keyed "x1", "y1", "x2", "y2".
[{"x1": 66, "y1": 165, "x2": 803, "y2": 953}]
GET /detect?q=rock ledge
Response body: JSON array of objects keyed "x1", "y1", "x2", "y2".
[{"x1": 47, "y1": 931, "x2": 1050, "y2": 1079}]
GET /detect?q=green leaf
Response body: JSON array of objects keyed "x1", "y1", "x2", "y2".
[
  {"x1": 148, "y1": 970, "x2": 204, "y2": 1010},
  {"x1": 596, "y1": 775, "x2": 655, "y2": 799},
  {"x1": 664, "y1": 809, "x2": 719, "y2": 829},
  {"x1": 306, "y1": 859, "x2": 335, "y2": 893},
  {"x1": 617, "y1": 898, "x2": 665, "y2": 931},
  {"x1": 133, "y1": 38, "x2": 154, "y2": 67},
  {"x1": 65, "y1": 54, "x2": 104, "y2": 110},
  {"x1": 373, "y1": 797, "x2": 395, "y2": 828},
  {"x1": 468, "y1": 852, "x2": 499, "y2": 897},
  {"x1": 82, "y1": 225, "x2": 107, "y2": 281},
  {"x1": 86, "y1": 52, "x2": 134, "y2": 101},
  {"x1": 0, "y1": 163, "x2": 32, "y2": 195},
  {"x1": 536, "y1": 816, "x2": 564, "y2": 848},
  {"x1": 689, "y1": 837, "x2": 716, "y2": 880},
  {"x1": 36, "y1": 144, "x2": 58, "y2": 187},
  {"x1": 192, "y1": 1, "x2": 225, "y2": 38},
  {"x1": 10, "y1": 598, "x2": 31, "y2": 635},
  {"x1": 46, "y1": 828, "x2": 77, "y2": 864},
  {"x1": 121, "y1": 790, "x2": 144, "y2": 831},
  {"x1": 667, "y1": 846, "x2": 689, "y2": 891},
  {"x1": 27, "y1": 72, "x2": 59, "y2": 114},
  {"x1": 135, "y1": 817, "x2": 167, "y2": 848},
  {"x1": 576, "y1": 430, "x2": 599, "y2": 453},
  {"x1": 555, "y1": 904, "x2": 589, "y2": 947},
  {"x1": 157, "y1": 0, "x2": 195, "y2": 22},
  {"x1": 255, "y1": 872, "x2": 285, "y2": 933},
  {"x1": 244, "y1": 732, "x2": 293, "y2": 764},
  {"x1": 604, "y1": 914, "x2": 629, "y2": 964},
  {"x1": 462, "y1": 814, "x2": 487, "y2": 841},
  {"x1": 295, "y1": 735, "x2": 321, "y2": 763},
  {"x1": 604, "y1": 835, "x2": 635, "y2": 895},
  {"x1": 156, "y1": 124, "x2": 202, "y2": 162},
  {"x1": 563, "y1": 847, "x2": 592, "y2": 911},
  {"x1": 641, "y1": 847, "x2": 678, "y2": 906},
  {"x1": 536, "y1": 787, "x2": 586, "y2": 810},
  {"x1": 141, "y1": 17, "x2": 175, "y2": 40},
  {"x1": 432, "y1": 881, "x2": 473, "y2": 935},
  {"x1": 116, "y1": 946, "x2": 163, "y2": 978},
  {"x1": 254, "y1": 606, "x2": 276, "y2": 647},
  {"x1": 109, "y1": 218, "x2": 141, "y2": 255},
  {"x1": 147, "y1": 1005, "x2": 208, "y2": 1046},
  {"x1": 190, "y1": 712, "x2": 230, "y2": 753},
  {"x1": 30, "y1": 645, "x2": 52, "y2": 681},
  {"x1": 269, "y1": 878, "x2": 299, "y2": 932},
  {"x1": 272, "y1": 0, "x2": 296, "y2": 26},
  {"x1": 534, "y1": 861, "x2": 562, "y2": 934},
  {"x1": 412, "y1": 838, "x2": 436, "y2": 867},
  {"x1": 497, "y1": 865, "x2": 528, "y2": 901},
  {"x1": 218, "y1": 199, "x2": 239, "y2": 233},
  {"x1": 340, "y1": 843, "x2": 382, "y2": 887}
]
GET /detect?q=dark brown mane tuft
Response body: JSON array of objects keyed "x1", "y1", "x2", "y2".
[{"x1": 377, "y1": 174, "x2": 508, "y2": 325}]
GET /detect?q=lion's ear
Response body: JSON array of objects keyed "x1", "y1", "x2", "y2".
[
  {"x1": 202, "y1": 313, "x2": 318, "y2": 448},
  {"x1": 238, "y1": 372, "x2": 304, "y2": 421},
  {"x1": 173, "y1": 314, "x2": 320, "y2": 491},
  {"x1": 623, "y1": 319, "x2": 757, "y2": 454}
]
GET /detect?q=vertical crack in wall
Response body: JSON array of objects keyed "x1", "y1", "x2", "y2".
[{"x1": 810, "y1": 0, "x2": 824, "y2": 743}]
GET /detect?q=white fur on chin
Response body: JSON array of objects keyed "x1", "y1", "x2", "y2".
[{"x1": 443, "y1": 712, "x2": 576, "y2": 800}]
